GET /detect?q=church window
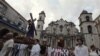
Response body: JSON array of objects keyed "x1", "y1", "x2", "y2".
[
  {"x1": 38, "y1": 25, "x2": 40, "y2": 28},
  {"x1": 39, "y1": 16, "x2": 42, "y2": 20},
  {"x1": 59, "y1": 25, "x2": 63, "y2": 32},
  {"x1": 87, "y1": 25, "x2": 92, "y2": 33},
  {"x1": 86, "y1": 16, "x2": 90, "y2": 21},
  {"x1": 67, "y1": 28, "x2": 70, "y2": 34},
  {"x1": 92, "y1": 39, "x2": 93, "y2": 41}
]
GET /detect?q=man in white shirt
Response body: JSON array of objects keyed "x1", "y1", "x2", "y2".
[
  {"x1": 18, "y1": 44, "x2": 28, "y2": 56},
  {"x1": 30, "y1": 39, "x2": 40, "y2": 56},
  {"x1": 47, "y1": 44, "x2": 52, "y2": 56},
  {"x1": 74, "y1": 39, "x2": 89, "y2": 56},
  {"x1": 0, "y1": 32, "x2": 14, "y2": 56},
  {"x1": 89, "y1": 45, "x2": 98, "y2": 56}
]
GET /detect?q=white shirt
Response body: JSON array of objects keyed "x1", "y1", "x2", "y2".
[
  {"x1": 74, "y1": 45, "x2": 89, "y2": 56},
  {"x1": 47, "y1": 47, "x2": 52, "y2": 56},
  {"x1": 19, "y1": 44, "x2": 27, "y2": 49},
  {"x1": 90, "y1": 51, "x2": 98, "y2": 56},
  {"x1": 0, "y1": 39, "x2": 14, "y2": 56},
  {"x1": 18, "y1": 44, "x2": 28, "y2": 56},
  {"x1": 30, "y1": 44, "x2": 40, "y2": 56}
]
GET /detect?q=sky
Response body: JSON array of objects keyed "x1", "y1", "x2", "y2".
[{"x1": 6, "y1": 0, "x2": 100, "y2": 30}]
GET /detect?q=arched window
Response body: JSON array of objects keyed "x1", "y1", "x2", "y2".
[
  {"x1": 86, "y1": 16, "x2": 90, "y2": 21},
  {"x1": 39, "y1": 16, "x2": 42, "y2": 20},
  {"x1": 59, "y1": 25, "x2": 63, "y2": 32},
  {"x1": 38, "y1": 25, "x2": 40, "y2": 28},
  {"x1": 87, "y1": 25, "x2": 92, "y2": 33}
]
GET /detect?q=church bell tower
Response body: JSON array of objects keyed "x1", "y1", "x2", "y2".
[
  {"x1": 35, "y1": 11, "x2": 46, "y2": 39},
  {"x1": 79, "y1": 10, "x2": 100, "y2": 48}
]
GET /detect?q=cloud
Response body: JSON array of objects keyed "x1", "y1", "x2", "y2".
[{"x1": 6, "y1": 0, "x2": 100, "y2": 30}]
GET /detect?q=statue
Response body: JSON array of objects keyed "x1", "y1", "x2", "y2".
[{"x1": 26, "y1": 13, "x2": 37, "y2": 38}]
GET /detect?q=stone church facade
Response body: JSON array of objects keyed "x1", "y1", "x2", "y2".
[
  {"x1": 79, "y1": 10, "x2": 100, "y2": 48},
  {"x1": 35, "y1": 10, "x2": 100, "y2": 48},
  {"x1": 35, "y1": 13, "x2": 81, "y2": 47},
  {"x1": 44, "y1": 18, "x2": 79, "y2": 47}
]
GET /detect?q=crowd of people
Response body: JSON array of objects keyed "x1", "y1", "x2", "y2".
[
  {"x1": 46, "y1": 39, "x2": 100, "y2": 56},
  {"x1": 0, "y1": 31, "x2": 100, "y2": 56}
]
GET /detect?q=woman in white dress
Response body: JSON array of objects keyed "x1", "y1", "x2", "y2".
[{"x1": 89, "y1": 45, "x2": 98, "y2": 56}]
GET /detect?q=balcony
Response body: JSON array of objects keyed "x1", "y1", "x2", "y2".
[{"x1": 0, "y1": 16, "x2": 27, "y2": 34}]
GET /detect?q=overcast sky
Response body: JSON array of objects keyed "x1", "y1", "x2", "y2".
[{"x1": 6, "y1": 0, "x2": 100, "y2": 30}]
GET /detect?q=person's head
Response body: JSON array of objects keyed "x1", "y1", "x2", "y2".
[
  {"x1": 0, "y1": 29, "x2": 9, "y2": 38},
  {"x1": 34, "y1": 39, "x2": 39, "y2": 44},
  {"x1": 28, "y1": 20, "x2": 32, "y2": 25},
  {"x1": 57, "y1": 45, "x2": 61, "y2": 49},
  {"x1": 47, "y1": 44, "x2": 51, "y2": 47},
  {"x1": 42, "y1": 40, "x2": 47, "y2": 45},
  {"x1": 13, "y1": 33, "x2": 18, "y2": 37},
  {"x1": 77, "y1": 39, "x2": 83, "y2": 46},
  {"x1": 3, "y1": 32, "x2": 13, "y2": 40},
  {"x1": 90, "y1": 45, "x2": 96, "y2": 51}
]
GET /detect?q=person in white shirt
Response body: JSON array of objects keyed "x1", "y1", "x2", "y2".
[
  {"x1": 18, "y1": 44, "x2": 28, "y2": 56},
  {"x1": 74, "y1": 39, "x2": 89, "y2": 56},
  {"x1": 89, "y1": 45, "x2": 98, "y2": 56},
  {"x1": 0, "y1": 32, "x2": 14, "y2": 56},
  {"x1": 47, "y1": 44, "x2": 52, "y2": 56},
  {"x1": 30, "y1": 39, "x2": 40, "y2": 56}
]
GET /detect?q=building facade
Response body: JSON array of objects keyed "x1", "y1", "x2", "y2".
[
  {"x1": 78, "y1": 10, "x2": 100, "y2": 48},
  {"x1": 38, "y1": 10, "x2": 100, "y2": 48},
  {"x1": 0, "y1": 0, "x2": 28, "y2": 35},
  {"x1": 34, "y1": 11, "x2": 46, "y2": 39},
  {"x1": 42, "y1": 18, "x2": 79, "y2": 47}
]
